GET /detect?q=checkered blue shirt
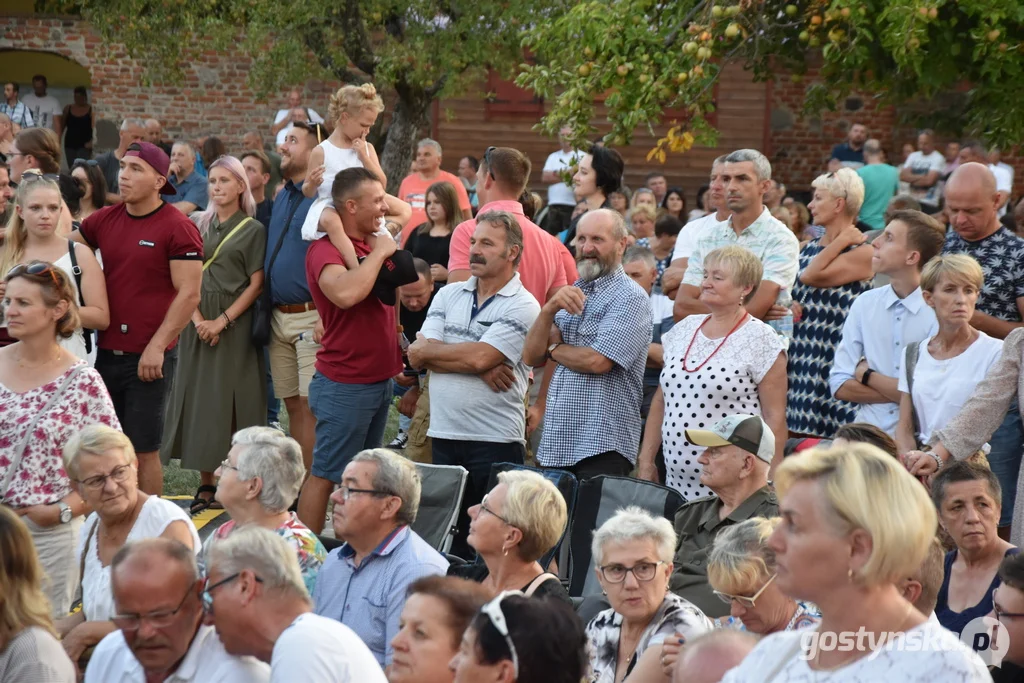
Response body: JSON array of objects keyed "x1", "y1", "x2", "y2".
[
  {"x1": 538, "y1": 267, "x2": 653, "y2": 467},
  {"x1": 0, "y1": 101, "x2": 33, "y2": 128}
]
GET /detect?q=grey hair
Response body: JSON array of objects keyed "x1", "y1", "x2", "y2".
[
  {"x1": 581, "y1": 207, "x2": 628, "y2": 240},
  {"x1": 591, "y1": 506, "x2": 676, "y2": 566},
  {"x1": 476, "y1": 209, "x2": 524, "y2": 266},
  {"x1": 206, "y1": 525, "x2": 308, "y2": 599},
  {"x1": 232, "y1": 427, "x2": 306, "y2": 513},
  {"x1": 724, "y1": 149, "x2": 772, "y2": 181},
  {"x1": 352, "y1": 449, "x2": 422, "y2": 525},
  {"x1": 121, "y1": 118, "x2": 145, "y2": 130},
  {"x1": 918, "y1": 128, "x2": 935, "y2": 138},
  {"x1": 64, "y1": 424, "x2": 137, "y2": 480},
  {"x1": 172, "y1": 140, "x2": 196, "y2": 154},
  {"x1": 417, "y1": 138, "x2": 442, "y2": 156},
  {"x1": 864, "y1": 139, "x2": 883, "y2": 156},
  {"x1": 961, "y1": 140, "x2": 988, "y2": 158},
  {"x1": 144, "y1": 118, "x2": 161, "y2": 128},
  {"x1": 712, "y1": 154, "x2": 728, "y2": 167},
  {"x1": 707, "y1": 518, "x2": 781, "y2": 592},
  {"x1": 623, "y1": 245, "x2": 657, "y2": 270},
  {"x1": 112, "y1": 537, "x2": 199, "y2": 583}
]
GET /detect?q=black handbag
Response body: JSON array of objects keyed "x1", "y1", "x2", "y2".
[{"x1": 252, "y1": 195, "x2": 303, "y2": 346}]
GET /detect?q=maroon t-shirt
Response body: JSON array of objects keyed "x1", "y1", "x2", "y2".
[
  {"x1": 79, "y1": 202, "x2": 203, "y2": 354},
  {"x1": 305, "y1": 236, "x2": 402, "y2": 384}
]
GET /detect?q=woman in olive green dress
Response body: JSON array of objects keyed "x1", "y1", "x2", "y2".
[{"x1": 162, "y1": 155, "x2": 267, "y2": 512}]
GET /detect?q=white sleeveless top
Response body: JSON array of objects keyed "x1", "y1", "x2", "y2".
[
  {"x1": 77, "y1": 496, "x2": 201, "y2": 622},
  {"x1": 52, "y1": 249, "x2": 89, "y2": 362},
  {"x1": 300, "y1": 140, "x2": 390, "y2": 241}
]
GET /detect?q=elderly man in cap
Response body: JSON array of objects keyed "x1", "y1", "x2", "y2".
[
  {"x1": 297, "y1": 167, "x2": 417, "y2": 533},
  {"x1": 72, "y1": 141, "x2": 203, "y2": 495},
  {"x1": 667, "y1": 414, "x2": 779, "y2": 618}
]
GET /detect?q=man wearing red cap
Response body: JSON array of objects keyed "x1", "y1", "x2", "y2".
[{"x1": 72, "y1": 141, "x2": 203, "y2": 494}]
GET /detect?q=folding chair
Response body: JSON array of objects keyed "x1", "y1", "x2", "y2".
[
  {"x1": 567, "y1": 475, "x2": 685, "y2": 598},
  {"x1": 411, "y1": 462, "x2": 469, "y2": 553},
  {"x1": 482, "y1": 462, "x2": 579, "y2": 574}
]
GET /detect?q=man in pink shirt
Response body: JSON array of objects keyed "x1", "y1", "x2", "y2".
[
  {"x1": 398, "y1": 138, "x2": 472, "y2": 240},
  {"x1": 448, "y1": 146, "x2": 578, "y2": 304}
]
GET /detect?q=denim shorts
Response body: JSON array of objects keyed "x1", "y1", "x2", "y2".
[{"x1": 308, "y1": 373, "x2": 393, "y2": 482}]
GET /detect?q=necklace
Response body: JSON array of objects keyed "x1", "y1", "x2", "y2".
[
  {"x1": 682, "y1": 310, "x2": 748, "y2": 372},
  {"x1": 16, "y1": 345, "x2": 63, "y2": 369}
]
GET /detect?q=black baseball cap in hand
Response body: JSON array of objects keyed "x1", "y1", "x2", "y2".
[{"x1": 360, "y1": 249, "x2": 418, "y2": 305}]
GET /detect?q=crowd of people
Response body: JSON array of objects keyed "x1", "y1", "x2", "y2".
[{"x1": 0, "y1": 76, "x2": 1023, "y2": 683}]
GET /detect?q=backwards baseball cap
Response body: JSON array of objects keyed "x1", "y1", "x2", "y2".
[
  {"x1": 685, "y1": 414, "x2": 775, "y2": 464},
  {"x1": 123, "y1": 141, "x2": 177, "y2": 196},
  {"x1": 360, "y1": 248, "x2": 418, "y2": 305}
]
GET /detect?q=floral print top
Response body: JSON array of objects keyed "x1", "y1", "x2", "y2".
[
  {"x1": 206, "y1": 513, "x2": 327, "y2": 594},
  {"x1": 0, "y1": 362, "x2": 120, "y2": 507}
]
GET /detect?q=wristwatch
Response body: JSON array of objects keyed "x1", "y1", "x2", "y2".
[
  {"x1": 57, "y1": 501, "x2": 72, "y2": 525},
  {"x1": 860, "y1": 368, "x2": 874, "y2": 386},
  {"x1": 546, "y1": 343, "x2": 561, "y2": 361}
]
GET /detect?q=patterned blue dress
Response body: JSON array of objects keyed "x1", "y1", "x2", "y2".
[{"x1": 786, "y1": 239, "x2": 871, "y2": 437}]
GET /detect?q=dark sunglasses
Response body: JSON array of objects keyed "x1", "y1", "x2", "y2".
[
  {"x1": 73, "y1": 159, "x2": 99, "y2": 168},
  {"x1": 484, "y1": 146, "x2": 496, "y2": 180},
  {"x1": 6, "y1": 261, "x2": 61, "y2": 287},
  {"x1": 19, "y1": 171, "x2": 60, "y2": 184}
]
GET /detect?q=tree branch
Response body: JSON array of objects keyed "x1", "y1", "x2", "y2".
[
  {"x1": 336, "y1": 0, "x2": 377, "y2": 76},
  {"x1": 303, "y1": 26, "x2": 369, "y2": 84}
]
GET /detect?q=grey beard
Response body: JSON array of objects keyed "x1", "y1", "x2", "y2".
[{"x1": 578, "y1": 258, "x2": 610, "y2": 282}]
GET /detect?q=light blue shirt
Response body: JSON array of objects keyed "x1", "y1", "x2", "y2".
[
  {"x1": 828, "y1": 284, "x2": 938, "y2": 435},
  {"x1": 311, "y1": 526, "x2": 448, "y2": 668}
]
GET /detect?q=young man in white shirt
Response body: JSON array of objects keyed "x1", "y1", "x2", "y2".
[
  {"x1": 205, "y1": 526, "x2": 386, "y2": 683},
  {"x1": 20, "y1": 74, "x2": 62, "y2": 135},
  {"x1": 828, "y1": 210, "x2": 946, "y2": 435},
  {"x1": 541, "y1": 126, "x2": 578, "y2": 234},
  {"x1": 900, "y1": 129, "x2": 946, "y2": 212},
  {"x1": 271, "y1": 88, "x2": 323, "y2": 147},
  {"x1": 86, "y1": 539, "x2": 269, "y2": 683}
]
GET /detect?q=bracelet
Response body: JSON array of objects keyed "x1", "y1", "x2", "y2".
[
  {"x1": 929, "y1": 451, "x2": 943, "y2": 470},
  {"x1": 221, "y1": 312, "x2": 234, "y2": 327},
  {"x1": 860, "y1": 368, "x2": 874, "y2": 386}
]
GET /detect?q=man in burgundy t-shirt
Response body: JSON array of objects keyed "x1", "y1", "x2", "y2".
[
  {"x1": 73, "y1": 141, "x2": 203, "y2": 494},
  {"x1": 297, "y1": 167, "x2": 405, "y2": 533}
]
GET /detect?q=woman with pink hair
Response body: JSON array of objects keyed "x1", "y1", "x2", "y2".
[{"x1": 162, "y1": 155, "x2": 268, "y2": 512}]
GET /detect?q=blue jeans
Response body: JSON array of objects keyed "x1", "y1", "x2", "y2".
[
  {"x1": 432, "y1": 438, "x2": 525, "y2": 560},
  {"x1": 392, "y1": 379, "x2": 411, "y2": 433},
  {"x1": 308, "y1": 373, "x2": 392, "y2": 482},
  {"x1": 988, "y1": 405, "x2": 1023, "y2": 528}
]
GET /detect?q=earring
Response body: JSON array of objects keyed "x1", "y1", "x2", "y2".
[
  {"x1": 503, "y1": 546, "x2": 509, "y2": 557},
  {"x1": 847, "y1": 567, "x2": 854, "y2": 582}
]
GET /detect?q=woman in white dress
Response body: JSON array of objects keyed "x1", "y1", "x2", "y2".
[
  {"x1": 896, "y1": 254, "x2": 1002, "y2": 453},
  {"x1": 54, "y1": 425, "x2": 200, "y2": 668},
  {"x1": 721, "y1": 443, "x2": 989, "y2": 682},
  {"x1": 0, "y1": 173, "x2": 107, "y2": 361},
  {"x1": 637, "y1": 245, "x2": 787, "y2": 498}
]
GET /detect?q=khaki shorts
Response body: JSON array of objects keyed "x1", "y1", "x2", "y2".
[
  {"x1": 406, "y1": 373, "x2": 432, "y2": 463},
  {"x1": 268, "y1": 309, "x2": 320, "y2": 398}
]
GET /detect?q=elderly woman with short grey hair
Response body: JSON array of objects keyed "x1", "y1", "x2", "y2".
[
  {"x1": 204, "y1": 426, "x2": 326, "y2": 593},
  {"x1": 586, "y1": 506, "x2": 712, "y2": 683},
  {"x1": 707, "y1": 517, "x2": 820, "y2": 634}
]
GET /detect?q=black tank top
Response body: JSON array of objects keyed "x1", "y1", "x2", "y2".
[{"x1": 64, "y1": 106, "x2": 92, "y2": 148}]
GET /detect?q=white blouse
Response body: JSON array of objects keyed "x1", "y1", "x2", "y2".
[{"x1": 77, "y1": 496, "x2": 201, "y2": 621}]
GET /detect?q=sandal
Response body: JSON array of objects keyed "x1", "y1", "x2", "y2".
[{"x1": 189, "y1": 485, "x2": 222, "y2": 515}]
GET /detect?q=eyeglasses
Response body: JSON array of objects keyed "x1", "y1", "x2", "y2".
[
  {"x1": 218, "y1": 458, "x2": 239, "y2": 473},
  {"x1": 5, "y1": 261, "x2": 61, "y2": 288},
  {"x1": 483, "y1": 146, "x2": 496, "y2": 180},
  {"x1": 112, "y1": 584, "x2": 195, "y2": 631},
  {"x1": 479, "y1": 498, "x2": 511, "y2": 525},
  {"x1": 75, "y1": 463, "x2": 133, "y2": 490},
  {"x1": 714, "y1": 573, "x2": 778, "y2": 608},
  {"x1": 201, "y1": 572, "x2": 262, "y2": 612},
  {"x1": 336, "y1": 484, "x2": 391, "y2": 502},
  {"x1": 598, "y1": 560, "x2": 665, "y2": 584},
  {"x1": 481, "y1": 591, "x2": 522, "y2": 678}
]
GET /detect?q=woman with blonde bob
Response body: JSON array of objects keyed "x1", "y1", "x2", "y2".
[
  {"x1": 706, "y1": 517, "x2": 820, "y2": 634},
  {"x1": 721, "y1": 444, "x2": 989, "y2": 680},
  {"x1": 785, "y1": 167, "x2": 874, "y2": 438},
  {"x1": 452, "y1": 470, "x2": 570, "y2": 604},
  {"x1": 896, "y1": 255, "x2": 1002, "y2": 456},
  {"x1": 0, "y1": 507, "x2": 76, "y2": 682}
]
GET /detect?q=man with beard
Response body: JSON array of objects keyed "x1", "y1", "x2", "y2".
[
  {"x1": 523, "y1": 208, "x2": 652, "y2": 479},
  {"x1": 407, "y1": 210, "x2": 540, "y2": 558},
  {"x1": 85, "y1": 538, "x2": 269, "y2": 682}
]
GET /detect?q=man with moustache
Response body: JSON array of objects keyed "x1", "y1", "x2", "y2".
[
  {"x1": 523, "y1": 208, "x2": 652, "y2": 479},
  {"x1": 407, "y1": 210, "x2": 540, "y2": 558},
  {"x1": 85, "y1": 538, "x2": 269, "y2": 682}
]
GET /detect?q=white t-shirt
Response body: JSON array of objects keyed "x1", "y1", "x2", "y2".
[
  {"x1": 85, "y1": 625, "x2": 269, "y2": 683},
  {"x1": 990, "y1": 163, "x2": 1013, "y2": 217},
  {"x1": 902, "y1": 151, "x2": 946, "y2": 207},
  {"x1": 671, "y1": 212, "x2": 726, "y2": 262},
  {"x1": 543, "y1": 149, "x2": 578, "y2": 207},
  {"x1": 21, "y1": 93, "x2": 62, "y2": 131},
  {"x1": 898, "y1": 332, "x2": 1003, "y2": 443},
  {"x1": 721, "y1": 621, "x2": 990, "y2": 682},
  {"x1": 274, "y1": 108, "x2": 324, "y2": 147},
  {"x1": 650, "y1": 292, "x2": 674, "y2": 324},
  {"x1": 272, "y1": 613, "x2": 387, "y2": 683}
]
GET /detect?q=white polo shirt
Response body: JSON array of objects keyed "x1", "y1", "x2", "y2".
[
  {"x1": 85, "y1": 624, "x2": 269, "y2": 683},
  {"x1": 272, "y1": 613, "x2": 387, "y2": 683}
]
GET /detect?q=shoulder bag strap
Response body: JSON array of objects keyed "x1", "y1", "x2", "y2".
[
  {"x1": 905, "y1": 341, "x2": 923, "y2": 446},
  {"x1": 524, "y1": 572, "x2": 559, "y2": 597},
  {"x1": 264, "y1": 194, "x2": 305, "y2": 291},
  {"x1": 79, "y1": 515, "x2": 100, "y2": 591},
  {"x1": 67, "y1": 240, "x2": 92, "y2": 355},
  {"x1": 0, "y1": 365, "x2": 85, "y2": 500},
  {"x1": 202, "y1": 217, "x2": 253, "y2": 272}
]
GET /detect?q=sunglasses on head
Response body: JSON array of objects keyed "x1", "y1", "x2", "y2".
[
  {"x1": 73, "y1": 159, "x2": 100, "y2": 168},
  {"x1": 483, "y1": 146, "x2": 496, "y2": 180},
  {"x1": 6, "y1": 261, "x2": 61, "y2": 288},
  {"x1": 19, "y1": 170, "x2": 60, "y2": 184},
  {"x1": 480, "y1": 591, "x2": 522, "y2": 678}
]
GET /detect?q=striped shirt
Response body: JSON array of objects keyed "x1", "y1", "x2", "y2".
[
  {"x1": 0, "y1": 101, "x2": 34, "y2": 128},
  {"x1": 311, "y1": 526, "x2": 448, "y2": 667},
  {"x1": 538, "y1": 267, "x2": 653, "y2": 467},
  {"x1": 0, "y1": 627, "x2": 75, "y2": 683}
]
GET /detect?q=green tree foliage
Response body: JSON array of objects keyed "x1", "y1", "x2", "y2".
[
  {"x1": 519, "y1": 0, "x2": 1024, "y2": 157},
  {"x1": 43, "y1": 0, "x2": 567, "y2": 191}
]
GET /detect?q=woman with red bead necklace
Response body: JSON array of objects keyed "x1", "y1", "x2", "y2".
[{"x1": 637, "y1": 245, "x2": 787, "y2": 499}]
